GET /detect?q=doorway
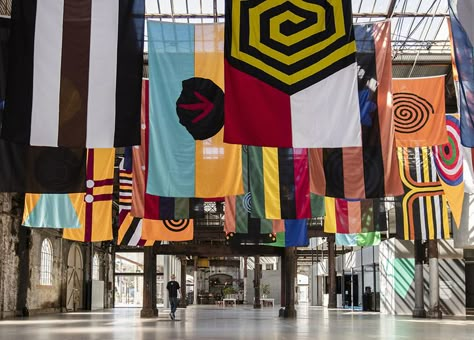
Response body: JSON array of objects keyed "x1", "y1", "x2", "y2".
[{"x1": 66, "y1": 244, "x2": 84, "y2": 311}]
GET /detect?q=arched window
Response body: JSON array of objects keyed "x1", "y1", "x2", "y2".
[
  {"x1": 40, "y1": 238, "x2": 53, "y2": 285},
  {"x1": 92, "y1": 253, "x2": 100, "y2": 280}
]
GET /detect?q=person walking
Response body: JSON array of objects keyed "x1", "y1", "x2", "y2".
[{"x1": 167, "y1": 274, "x2": 180, "y2": 320}]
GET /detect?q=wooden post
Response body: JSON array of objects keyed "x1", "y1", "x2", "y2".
[
  {"x1": 179, "y1": 256, "x2": 187, "y2": 308},
  {"x1": 283, "y1": 247, "x2": 297, "y2": 318},
  {"x1": 253, "y1": 256, "x2": 261, "y2": 308},
  {"x1": 328, "y1": 235, "x2": 337, "y2": 309},
  {"x1": 427, "y1": 240, "x2": 441, "y2": 318},
  {"x1": 413, "y1": 240, "x2": 426, "y2": 318},
  {"x1": 140, "y1": 246, "x2": 158, "y2": 318}
]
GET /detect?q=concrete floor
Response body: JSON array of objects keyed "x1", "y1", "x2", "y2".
[{"x1": 1, "y1": 306, "x2": 474, "y2": 340}]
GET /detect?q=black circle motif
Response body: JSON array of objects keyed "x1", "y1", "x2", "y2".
[
  {"x1": 163, "y1": 219, "x2": 190, "y2": 233},
  {"x1": 176, "y1": 77, "x2": 224, "y2": 140},
  {"x1": 393, "y1": 92, "x2": 434, "y2": 134}
]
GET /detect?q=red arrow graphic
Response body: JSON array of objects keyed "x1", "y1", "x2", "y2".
[{"x1": 178, "y1": 91, "x2": 214, "y2": 123}]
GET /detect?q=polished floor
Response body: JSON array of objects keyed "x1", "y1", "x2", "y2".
[{"x1": 1, "y1": 305, "x2": 474, "y2": 340}]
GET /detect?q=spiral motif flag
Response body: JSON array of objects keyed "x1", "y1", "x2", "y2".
[
  {"x1": 224, "y1": 0, "x2": 361, "y2": 148},
  {"x1": 141, "y1": 218, "x2": 194, "y2": 241},
  {"x1": 393, "y1": 76, "x2": 448, "y2": 147},
  {"x1": 432, "y1": 114, "x2": 464, "y2": 227}
]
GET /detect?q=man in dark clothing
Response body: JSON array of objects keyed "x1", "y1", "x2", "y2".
[{"x1": 167, "y1": 274, "x2": 180, "y2": 320}]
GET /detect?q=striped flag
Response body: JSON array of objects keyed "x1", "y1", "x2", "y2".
[
  {"x1": 224, "y1": 0, "x2": 361, "y2": 148},
  {"x1": 3, "y1": 0, "x2": 145, "y2": 148},
  {"x1": 63, "y1": 148, "x2": 115, "y2": 242},
  {"x1": 449, "y1": 1, "x2": 474, "y2": 147},
  {"x1": 395, "y1": 147, "x2": 450, "y2": 240},
  {"x1": 146, "y1": 21, "x2": 243, "y2": 198},
  {"x1": 309, "y1": 21, "x2": 403, "y2": 199}
]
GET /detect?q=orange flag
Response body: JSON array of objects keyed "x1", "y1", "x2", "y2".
[
  {"x1": 141, "y1": 219, "x2": 194, "y2": 241},
  {"x1": 393, "y1": 76, "x2": 448, "y2": 147}
]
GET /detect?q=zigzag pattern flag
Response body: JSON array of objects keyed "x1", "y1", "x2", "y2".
[
  {"x1": 395, "y1": 147, "x2": 450, "y2": 240},
  {"x1": 224, "y1": 0, "x2": 360, "y2": 148},
  {"x1": 224, "y1": 0, "x2": 361, "y2": 148},
  {"x1": 146, "y1": 22, "x2": 243, "y2": 198},
  {"x1": 63, "y1": 148, "x2": 115, "y2": 242},
  {"x1": 3, "y1": 0, "x2": 145, "y2": 148},
  {"x1": 309, "y1": 21, "x2": 403, "y2": 199},
  {"x1": 449, "y1": 0, "x2": 474, "y2": 147}
]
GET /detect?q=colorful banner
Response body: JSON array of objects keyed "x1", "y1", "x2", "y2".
[
  {"x1": 224, "y1": 0, "x2": 361, "y2": 148},
  {"x1": 432, "y1": 114, "x2": 464, "y2": 227},
  {"x1": 395, "y1": 147, "x2": 450, "y2": 240},
  {"x1": 448, "y1": 1, "x2": 474, "y2": 147},
  {"x1": 336, "y1": 232, "x2": 381, "y2": 246},
  {"x1": 392, "y1": 76, "x2": 448, "y2": 147},
  {"x1": 147, "y1": 21, "x2": 243, "y2": 198},
  {"x1": 267, "y1": 220, "x2": 309, "y2": 247},
  {"x1": 141, "y1": 219, "x2": 194, "y2": 242},
  {"x1": 2, "y1": 0, "x2": 145, "y2": 148},
  {"x1": 309, "y1": 21, "x2": 403, "y2": 199}
]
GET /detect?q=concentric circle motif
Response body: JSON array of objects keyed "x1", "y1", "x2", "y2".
[
  {"x1": 226, "y1": 0, "x2": 356, "y2": 94},
  {"x1": 163, "y1": 219, "x2": 191, "y2": 233},
  {"x1": 433, "y1": 115, "x2": 463, "y2": 186},
  {"x1": 393, "y1": 92, "x2": 434, "y2": 134},
  {"x1": 242, "y1": 192, "x2": 252, "y2": 213}
]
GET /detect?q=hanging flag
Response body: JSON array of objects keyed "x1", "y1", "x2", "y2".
[
  {"x1": 63, "y1": 148, "x2": 115, "y2": 242},
  {"x1": 336, "y1": 232, "x2": 381, "y2": 246},
  {"x1": 146, "y1": 21, "x2": 243, "y2": 198},
  {"x1": 267, "y1": 220, "x2": 309, "y2": 247},
  {"x1": 225, "y1": 194, "x2": 276, "y2": 244},
  {"x1": 448, "y1": 1, "x2": 474, "y2": 147},
  {"x1": 309, "y1": 21, "x2": 403, "y2": 199},
  {"x1": 324, "y1": 197, "x2": 387, "y2": 234},
  {"x1": 462, "y1": 145, "x2": 474, "y2": 193},
  {"x1": 2, "y1": 0, "x2": 145, "y2": 148},
  {"x1": 131, "y1": 79, "x2": 205, "y2": 219},
  {"x1": 392, "y1": 76, "x2": 448, "y2": 147},
  {"x1": 22, "y1": 193, "x2": 84, "y2": 229},
  {"x1": 432, "y1": 114, "x2": 464, "y2": 227},
  {"x1": 395, "y1": 147, "x2": 450, "y2": 240},
  {"x1": 224, "y1": 0, "x2": 361, "y2": 148},
  {"x1": 141, "y1": 219, "x2": 194, "y2": 242}
]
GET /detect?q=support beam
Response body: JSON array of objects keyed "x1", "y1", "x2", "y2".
[
  {"x1": 179, "y1": 257, "x2": 187, "y2": 308},
  {"x1": 283, "y1": 247, "x2": 297, "y2": 318},
  {"x1": 153, "y1": 243, "x2": 284, "y2": 257},
  {"x1": 328, "y1": 236, "x2": 337, "y2": 309},
  {"x1": 16, "y1": 226, "x2": 30, "y2": 316},
  {"x1": 243, "y1": 257, "x2": 248, "y2": 304},
  {"x1": 413, "y1": 240, "x2": 426, "y2": 318},
  {"x1": 193, "y1": 257, "x2": 198, "y2": 305},
  {"x1": 141, "y1": 247, "x2": 158, "y2": 318},
  {"x1": 427, "y1": 240, "x2": 442, "y2": 319},
  {"x1": 253, "y1": 256, "x2": 261, "y2": 309}
]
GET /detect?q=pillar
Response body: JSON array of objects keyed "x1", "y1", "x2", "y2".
[
  {"x1": 253, "y1": 256, "x2": 261, "y2": 308},
  {"x1": 243, "y1": 257, "x2": 248, "y2": 303},
  {"x1": 413, "y1": 240, "x2": 426, "y2": 318},
  {"x1": 193, "y1": 257, "x2": 198, "y2": 305},
  {"x1": 327, "y1": 236, "x2": 337, "y2": 309},
  {"x1": 179, "y1": 256, "x2": 187, "y2": 308},
  {"x1": 427, "y1": 240, "x2": 442, "y2": 319},
  {"x1": 283, "y1": 247, "x2": 297, "y2": 318},
  {"x1": 140, "y1": 247, "x2": 158, "y2": 318}
]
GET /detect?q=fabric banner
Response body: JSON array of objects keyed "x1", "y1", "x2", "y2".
[
  {"x1": 432, "y1": 114, "x2": 464, "y2": 227},
  {"x1": 309, "y1": 21, "x2": 403, "y2": 199},
  {"x1": 224, "y1": 194, "x2": 276, "y2": 244},
  {"x1": 224, "y1": 0, "x2": 361, "y2": 148},
  {"x1": 268, "y1": 220, "x2": 309, "y2": 247},
  {"x1": 131, "y1": 79, "x2": 205, "y2": 220},
  {"x1": 448, "y1": 1, "x2": 474, "y2": 147},
  {"x1": 336, "y1": 232, "x2": 381, "y2": 246},
  {"x1": 392, "y1": 76, "x2": 448, "y2": 147},
  {"x1": 141, "y1": 219, "x2": 194, "y2": 242},
  {"x1": 23, "y1": 193, "x2": 83, "y2": 229},
  {"x1": 395, "y1": 147, "x2": 450, "y2": 240},
  {"x1": 147, "y1": 21, "x2": 243, "y2": 198},
  {"x1": 3, "y1": 0, "x2": 145, "y2": 148},
  {"x1": 462, "y1": 145, "x2": 474, "y2": 193},
  {"x1": 324, "y1": 197, "x2": 387, "y2": 234},
  {"x1": 63, "y1": 148, "x2": 115, "y2": 242}
]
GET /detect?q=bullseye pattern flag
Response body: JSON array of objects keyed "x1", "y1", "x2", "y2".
[
  {"x1": 224, "y1": 0, "x2": 361, "y2": 148},
  {"x1": 147, "y1": 21, "x2": 243, "y2": 198},
  {"x1": 448, "y1": 1, "x2": 474, "y2": 147},
  {"x1": 63, "y1": 148, "x2": 115, "y2": 242},
  {"x1": 309, "y1": 21, "x2": 402, "y2": 199},
  {"x1": 392, "y1": 76, "x2": 448, "y2": 147},
  {"x1": 324, "y1": 197, "x2": 387, "y2": 234},
  {"x1": 395, "y1": 147, "x2": 450, "y2": 240},
  {"x1": 432, "y1": 114, "x2": 464, "y2": 227},
  {"x1": 141, "y1": 219, "x2": 194, "y2": 242},
  {"x1": 2, "y1": 0, "x2": 145, "y2": 148}
]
